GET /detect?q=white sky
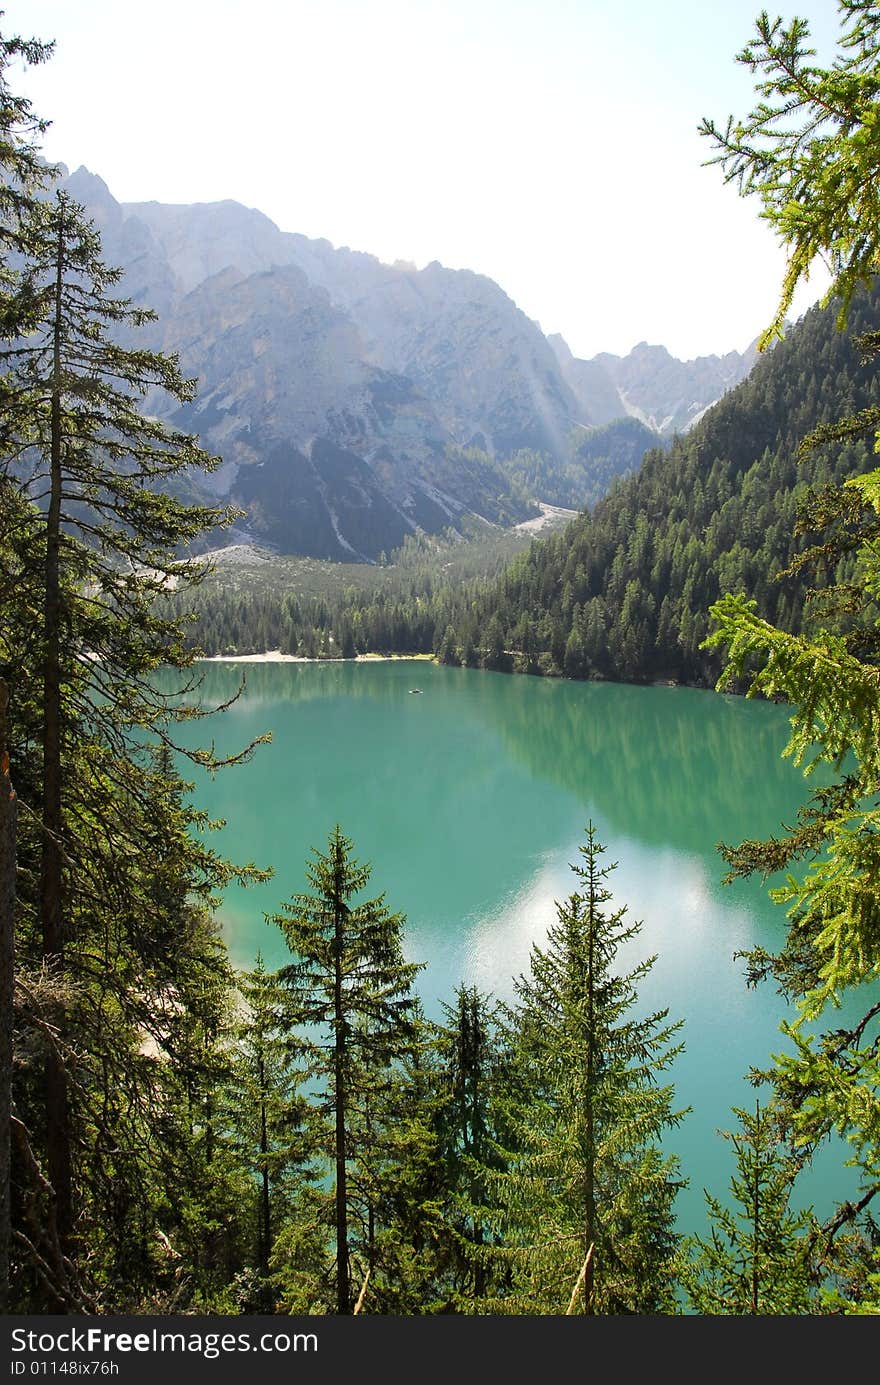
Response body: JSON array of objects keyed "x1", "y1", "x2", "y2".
[{"x1": 2, "y1": 0, "x2": 844, "y2": 360}]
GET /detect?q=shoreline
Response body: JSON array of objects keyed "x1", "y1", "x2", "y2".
[
  {"x1": 191, "y1": 651, "x2": 720, "y2": 695},
  {"x1": 196, "y1": 650, "x2": 436, "y2": 664}
]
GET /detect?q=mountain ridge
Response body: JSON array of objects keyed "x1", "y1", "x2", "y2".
[{"x1": 56, "y1": 163, "x2": 760, "y2": 558}]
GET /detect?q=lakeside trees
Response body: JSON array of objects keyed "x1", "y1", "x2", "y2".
[
  {"x1": 0, "y1": 17, "x2": 52, "y2": 1319},
  {"x1": 0, "y1": 21, "x2": 267, "y2": 1307},
  {"x1": 430, "y1": 984, "x2": 507, "y2": 1309},
  {"x1": 266, "y1": 826, "x2": 426, "y2": 1314},
  {"x1": 494, "y1": 826, "x2": 685, "y2": 1314},
  {"x1": 248, "y1": 826, "x2": 689, "y2": 1316},
  {"x1": 697, "y1": 0, "x2": 880, "y2": 1308},
  {"x1": 2, "y1": 185, "x2": 236, "y2": 1260},
  {"x1": 682, "y1": 1102, "x2": 818, "y2": 1314}
]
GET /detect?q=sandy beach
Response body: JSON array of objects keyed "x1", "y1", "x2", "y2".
[{"x1": 197, "y1": 650, "x2": 435, "y2": 664}]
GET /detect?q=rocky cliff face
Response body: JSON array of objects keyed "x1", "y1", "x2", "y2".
[
  {"x1": 549, "y1": 333, "x2": 759, "y2": 436},
  {"x1": 63, "y1": 168, "x2": 569, "y2": 557},
  {"x1": 56, "y1": 165, "x2": 759, "y2": 558},
  {"x1": 118, "y1": 191, "x2": 583, "y2": 460}
]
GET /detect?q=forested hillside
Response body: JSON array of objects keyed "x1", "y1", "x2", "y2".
[{"x1": 436, "y1": 283, "x2": 880, "y2": 684}]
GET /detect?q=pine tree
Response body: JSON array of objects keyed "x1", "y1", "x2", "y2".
[
  {"x1": 682, "y1": 1102, "x2": 818, "y2": 1314},
  {"x1": 0, "y1": 186, "x2": 267, "y2": 1303},
  {"x1": 496, "y1": 824, "x2": 686, "y2": 1314},
  {"x1": 0, "y1": 16, "x2": 52, "y2": 1315},
  {"x1": 342, "y1": 998, "x2": 442, "y2": 1314},
  {"x1": 436, "y1": 623, "x2": 459, "y2": 665},
  {"x1": 0, "y1": 679, "x2": 15, "y2": 1313},
  {"x1": 432, "y1": 984, "x2": 507, "y2": 1308},
  {"x1": 267, "y1": 826, "x2": 424, "y2": 1313},
  {"x1": 227, "y1": 953, "x2": 319, "y2": 1311},
  {"x1": 703, "y1": 432, "x2": 880, "y2": 1289},
  {"x1": 699, "y1": 3, "x2": 880, "y2": 1295},
  {"x1": 0, "y1": 23, "x2": 52, "y2": 263},
  {"x1": 700, "y1": 1, "x2": 880, "y2": 347},
  {"x1": 104, "y1": 914, "x2": 250, "y2": 1313}
]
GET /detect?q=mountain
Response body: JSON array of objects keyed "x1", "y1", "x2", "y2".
[
  {"x1": 548, "y1": 332, "x2": 759, "y2": 435},
  {"x1": 58, "y1": 165, "x2": 760, "y2": 559}
]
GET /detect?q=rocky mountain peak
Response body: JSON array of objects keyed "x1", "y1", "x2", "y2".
[{"x1": 48, "y1": 165, "x2": 761, "y2": 557}]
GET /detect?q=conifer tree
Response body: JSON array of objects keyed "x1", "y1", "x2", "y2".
[
  {"x1": 227, "y1": 953, "x2": 319, "y2": 1310},
  {"x1": 1, "y1": 187, "x2": 257, "y2": 1260},
  {"x1": 342, "y1": 998, "x2": 442, "y2": 1313},
  {"x1": 703, "y1": 407, "x2": 880, "y2": 1288},
  {"x1": 0, "y1": 679, "x2": 15, "y2": 1313},
  {"x1": 0, "y1": 19, "x2": 276, "y2": 1312},
  {"x1": 431, "y1": 984, "x2": 507, "y2": 1307},
  {"x1": 496, "y1": 825, "x2": 686, "y2": 1314},
  {"x1": 268, "y1": 826, "x2": 424, "y2": 1313},
  {"x1": 0, "y1": 23, "x2": 52, "y2": 261},
  {"x1": 0, "y1": 15, "x2": 52, "y2": 1315},
  {"x1": 682, "y1": 1102, "x2": 818, "y2": 1314},
  {"x1": 0, "y1": 184, "x2": 267, "y2": 1302},
  {"x1": 700, "y1": 2, "x2": 880, "y2": 1295},
  {"x1": 700, "y1": 0, "x2": 880, "y2": 347},
  {"x1": 104, "y1": 916, "x2": 250, "y2": 1313}
]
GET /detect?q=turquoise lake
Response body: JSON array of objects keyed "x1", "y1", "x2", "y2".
[{"x1": 180, "y1": 657, "x2": 866, "y2": 1241}]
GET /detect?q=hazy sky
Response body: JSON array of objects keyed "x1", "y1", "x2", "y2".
[{"x1": 3, "y1": 0, "x2": 844, "y2": 360}]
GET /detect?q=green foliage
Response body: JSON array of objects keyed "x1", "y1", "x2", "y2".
[
  {"x1": 700, "y1": 2, "x2": 880, "y2": 347},
  {"x1": 428, "y1": 985, "x2": 510, "y2": 1309},
  {"x1": 224, "y1": 953, "x2": 320, "y2": 1309},
  {"x1": 681, "y1": 1102, "x2": 819, "y2": 1314},
  {"x1": 0, "y1": 50, "x2": 269, "y2": 1307},
  {"x1": 823, "y1": 1244, "x2": 880, "y2": 1313},
  {"x1": 492, "y1": 825, "x2": 686, "y2": 1314},
  {"x1": 0, "y1": 22, "x2": 52, "y2": 262},
  {"x1": 267, "y1": 826, "x2": 429, "y2": 1313},
  {"x1": 700, "y1": 8, "x2": 880, "y2": 1283}
]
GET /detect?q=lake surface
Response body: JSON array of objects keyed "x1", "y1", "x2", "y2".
[{"x1": 181, "y1": 657, "x2": 864, "y2": 1241}]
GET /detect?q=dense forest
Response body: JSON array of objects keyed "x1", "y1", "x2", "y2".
[{"x1": 2, "y1": 3, "x2": 880, "y2": 1318}]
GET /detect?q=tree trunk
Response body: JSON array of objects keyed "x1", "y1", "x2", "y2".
[
  {"x1": 40, "y1": 200, "x2": 72, "y2": 1246},
  {"x1": 333, "y1": 882, "x2": 349, "y2": 1314},
  {"x1": 751, "y1": 1101, "x2": 760, "y2": 1314},
  {"x1": 0, "y1": 680, "x2": 17, "y2": 1312},
  {"x1": 584, "y1": 869, "x2": 597, "y2": 1314},
  {"x1": 258, "y1": 1052, "x2": 270, "y2": 1276}
]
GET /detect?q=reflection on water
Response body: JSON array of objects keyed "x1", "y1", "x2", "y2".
[
  {"x1": 188, "y1": 659, "x2": 805, "y2": 859},
  {"x1": 174, "y1": 659, "x2": 858, "y2": 1237}
]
